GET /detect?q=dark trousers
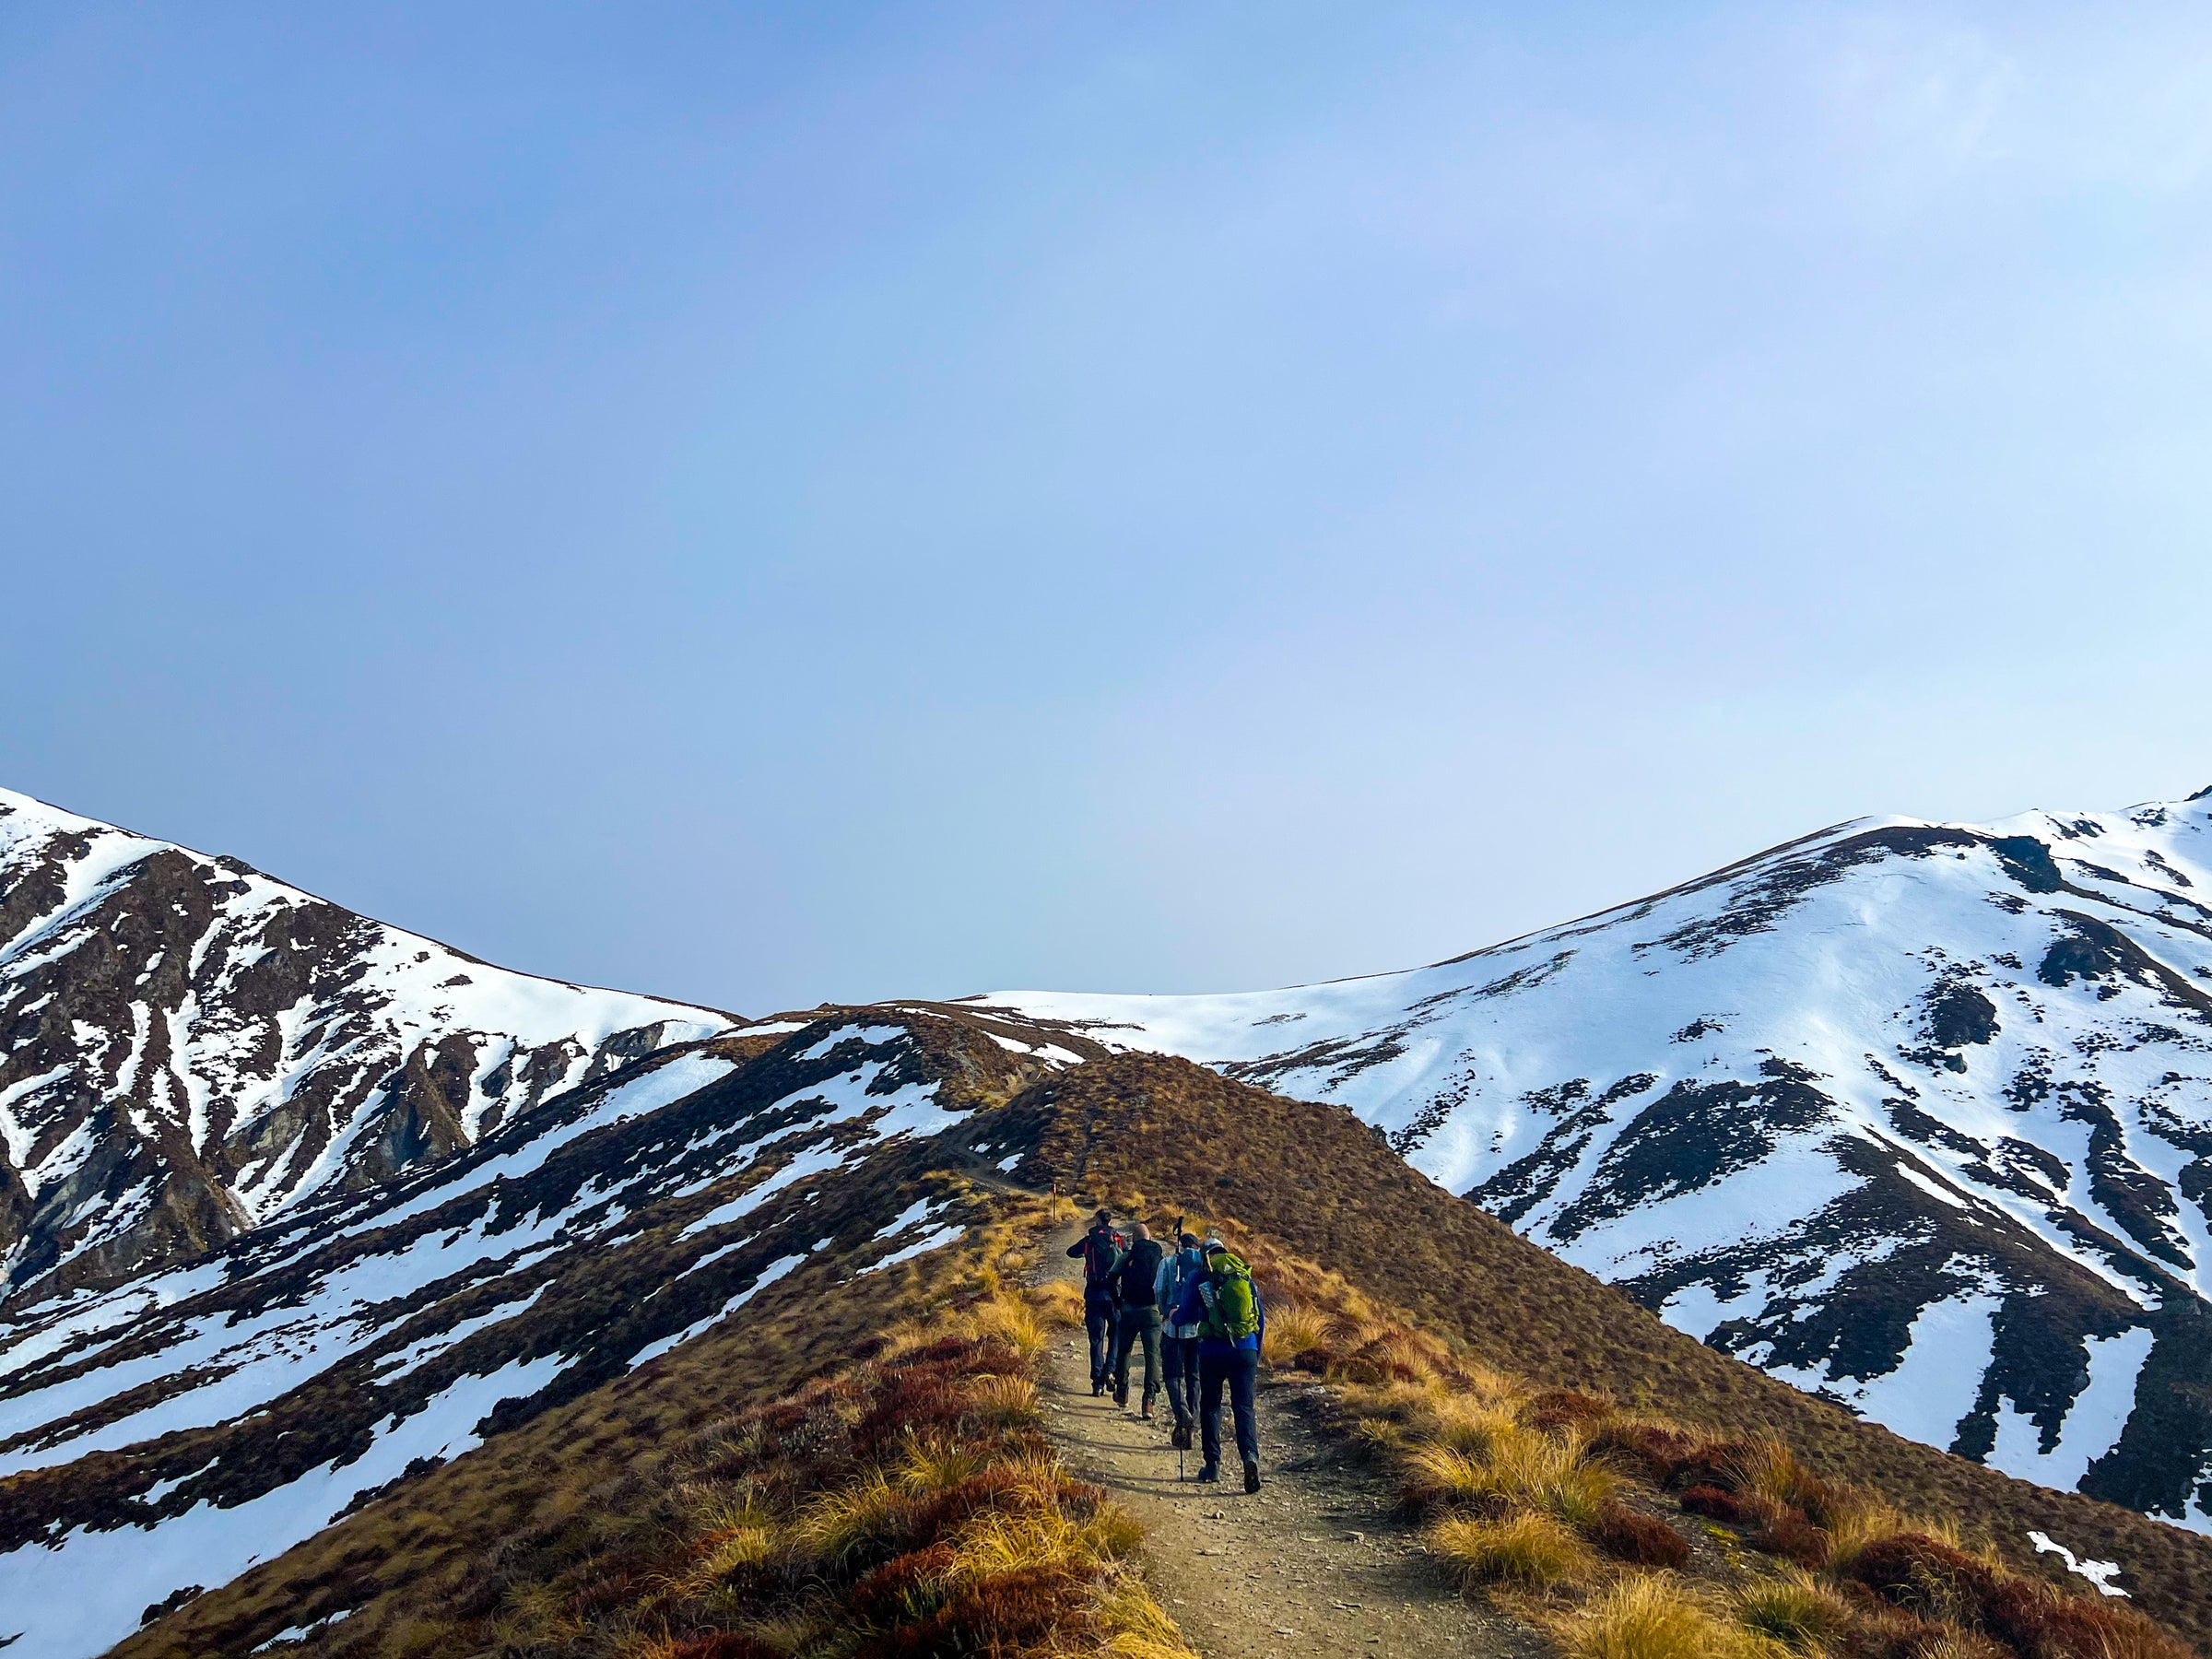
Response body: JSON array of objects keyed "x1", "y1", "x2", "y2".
[
  {"x1": 1085, "y1": 1300, "x2": 1115, "y2": 1387},
  {"x1": 1112, "y1": 1305, "x2": 1161, "y2": 1406},
  {"x1": 1199, "y1": 1347, "x2": 1260, "y2": 1471},
  {"x1": 1160, "y1": 1335, "x2": 1201, "y2": 1428}
]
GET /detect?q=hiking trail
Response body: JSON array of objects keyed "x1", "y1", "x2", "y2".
[{"x1": 1034, "y1": 1223, "x2": 1540, "y2": 1659}]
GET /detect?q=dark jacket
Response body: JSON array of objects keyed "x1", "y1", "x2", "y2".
[
  {"x1": 1112, "y1": 1238, "x2": 1166, "y2": 1309},
  {"x1": 1066, "y1": 1226, "x2": 1124, "y2": 1305}
]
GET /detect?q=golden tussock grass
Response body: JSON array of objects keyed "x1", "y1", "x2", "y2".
[
  {"x1": 1733, "y1": 1570, "x2": 1852, "y2": 1652},
  {"x1": 1426, "y1": 1511, "x2": 1592, "y2": 1589},
  {"x1": 1259, "y1": 1300, "x2": 1335, "y2": 1365},
  {"x1": 1559, "y1": 1575, "x2": 1783, "y2": 1659}
]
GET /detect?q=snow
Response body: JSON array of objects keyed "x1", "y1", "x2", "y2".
[
  {"x1": 0, "y1": 1351, "x2": 564, "y2": 1659},
  {"x1": 859, "y1": 1223, "x2": 964, "y2": 1274},
  {"x1": 983, "y1": 790, "x2": 2212, "y2": 1506},
  {"x1": 0, "y1": 784, "x2": 735, "y2": 1281},
  {"x1": 868, "y1": 1198, "x2": 938, "y2": 1240},
  {"x1": 0, "y1": 1007, "x2": 1011, "y2": 1656},
  {"x1": 251, "y1": 1607, "x2": 354, "y2": 1652},
  {"x1": 794, "y1": 1023, "x2": 904, "y2": 1060},
  {"x1": 2029, "y1": 1530, "x2": 2132, "y2": 1596},
  {"x1": 677, "y1": 1140, "x2": 851, "y2": 1240},
  {"x1": 1988, "y1": 1327, "x2": 2154, "y2": 1492},
  {"x1": 628, "y1": 1252, "x2": 812, "y2": 1369}
]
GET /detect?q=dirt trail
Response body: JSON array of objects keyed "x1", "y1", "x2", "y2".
[{"x1": 1035, "y1": 1225, "x2": 1540, "y2": 1659}]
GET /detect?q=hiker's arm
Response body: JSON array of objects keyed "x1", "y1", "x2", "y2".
[
  {"x1": 1255, "y1": 1288, "x2": 1266, "y2": 1342},
  {"x1": 1171, "y1": 1277, "x2": 1202, "y2": 1325},
  {"x1": 1065, "y1": 1238, "x2": 1087, "y2": 1259}
]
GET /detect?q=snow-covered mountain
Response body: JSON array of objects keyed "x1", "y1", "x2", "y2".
[
  {"x1": 0, "y1": 1003, "x2": 1098, "y2": 1659},
  {"x1": 0, "y1": 790, "x2": 729, "y2": 1297},
  {"x1": 985, "y1": 790, "x2": 2212, "y2": 1531}
]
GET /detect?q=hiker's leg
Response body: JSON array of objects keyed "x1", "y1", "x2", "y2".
[
  {"x1": 1198, "y1": 1349, "x2": 1226, "y2": 1471},
  {"x1": 1229, "y1": 1349, "x2": 1260, "y2": 1466},
  {"x1": 1162, "y1": 1335, "x2": 1194, "y2": 1442},
  {"x1": 1112, "y1": 1311, "x2": 1137, "y2": 1403},
  {"x1": 1137, "y1": 1312, "x2": 1161, "y2": 1407},
  {"x1": 1087, "y1": 1303, "x2": 1112, "y2": 1387}
]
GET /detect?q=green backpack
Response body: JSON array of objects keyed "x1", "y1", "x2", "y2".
[{"x1": 1202, "y1": 1254, "x2": 1260, "y2": 1342}]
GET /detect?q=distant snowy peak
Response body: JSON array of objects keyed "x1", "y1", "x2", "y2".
[
  {"x1": 987, "y1": 788, "x2": 2212, "y2": 1530},
  {"x1": 0, "y1": 788, "x2": 730, "y2": 1297}
]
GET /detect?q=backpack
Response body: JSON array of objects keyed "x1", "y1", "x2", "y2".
[
  {"x1": 1200, "y1": 1254, "x2": 1260, "y2": 1342},
  {"x1": 1082, "y1": 1229, "x2": 1124, "y2": 1292},
  {"x1": 1117, "y1": 1238, "x2": 1164, "y2": 1306},
  {"x1": 1160, "y1": 1247, "x2": 1202, "y2": 1312},
  {"x1": 1160, "y1": 1247, "x2": 1206, "y2": 1335}
]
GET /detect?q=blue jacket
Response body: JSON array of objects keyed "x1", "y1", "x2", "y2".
[
  {"x1": 1171, "y1": 1257, "x2": 1265, "y2": 1355},
  {"x1": 1156, "y1": 1247, "x2": 1206, "y2": 1339}
]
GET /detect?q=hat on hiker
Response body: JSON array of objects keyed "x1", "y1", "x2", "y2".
[
  {"x1": 1178, "y1": 1231, "x2": 1200, "y2": 1250},
  {"x1": 1202, "y1": 1235, "x2": 1228, "y2": 1255}
]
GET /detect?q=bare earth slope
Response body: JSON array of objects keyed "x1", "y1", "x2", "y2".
[
  {"x1": 0, "y1": 788, "x2": 728, "y2": 1297},
  {"x1": 987, "y1": 790, "x2": 2212, "y2": 1530}
]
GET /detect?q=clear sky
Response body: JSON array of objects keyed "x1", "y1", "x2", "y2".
[{"x1": 5, "y1": 3, "x2": 2210, "y2": 1015}]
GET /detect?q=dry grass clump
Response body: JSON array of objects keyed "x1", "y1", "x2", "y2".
[
  {"x1": 1259, "y1": 1300, "x2": 1335, "y2": 1367},
  {"x1": 1559, "y1": 1575, "x2": 1781, "y2": 1659},
  {"x1": 1028, "y1": 1277, "x2": 1088, "y2": 1330},
  {"x1": 1428, "y1": 1512, "x2": 1592, "y2": 1588},
  {"x1": 1735, "y1": 1571, "x2": 1851, "y2": 1652}
]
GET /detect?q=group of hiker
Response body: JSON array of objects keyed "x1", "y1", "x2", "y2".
[{"x1": 1065, "y1": 1208, "x2": 1266, "y2": 1494}]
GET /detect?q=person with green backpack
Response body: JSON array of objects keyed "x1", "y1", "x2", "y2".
[{"x1": 1169, "y1": 1235, "x2": 1267, "y2": 1492}]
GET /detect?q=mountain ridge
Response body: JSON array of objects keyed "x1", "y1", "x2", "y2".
[
  {"x1": 0, "y1": 787, "x2": 732, "y2": 1300},
  {"x1": 987, "y1": 789, "x2": 2212, "y2": 1533}
]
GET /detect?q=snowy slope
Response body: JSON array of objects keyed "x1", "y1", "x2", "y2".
[
  {"x1": 0, "y1": 1005, "x2": 1098, "y2": 1659},
  {"x1": 984, "y1": 791, "x2": 2212, "y2": 1531},
  {"x1": 0, "y1": 788, "x2": 729, "y2": 1297}
]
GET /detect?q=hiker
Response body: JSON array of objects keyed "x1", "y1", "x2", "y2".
[
  {"x1": 1065, "y1": 1207, "x2": 1125, "y2": 1394},
  {"x1": 1109, "y1": 1221, "x2": 1167, "y2": 1415},
  {"x1": 1155, "y1": 1230, "x2": 1206, "y2": 1447},
  {"x1": 1171, "y1": 1235, "x2": 1266, "y2": 1492}
]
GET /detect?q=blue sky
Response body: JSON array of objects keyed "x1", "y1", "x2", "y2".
[{"x1": 5, "y1": 3, "x2": 2210, "y2": 1013}]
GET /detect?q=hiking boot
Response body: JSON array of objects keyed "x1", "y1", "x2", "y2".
[
  {"x1": 1196, "y1": 1465, "x2": 1219, "y2": 1483},
  {"x1": 1091, "y1": 1382, "x2": 1104, "y2": 1396},
  {"x1": 1113, "y1": 1385, "x2": 1129, "y2": 1408},
  {"x1": 1243, "y1": 1460, "x2": 1262, "y2": 1494}
]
